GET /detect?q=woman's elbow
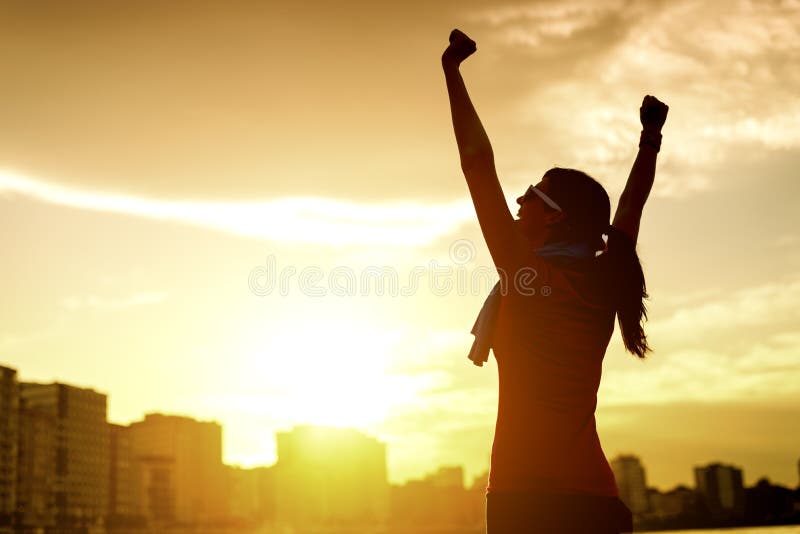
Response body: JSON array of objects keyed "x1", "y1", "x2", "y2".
[{"x1": 460, "y1": 149, "x2": 494, "y2": 174}]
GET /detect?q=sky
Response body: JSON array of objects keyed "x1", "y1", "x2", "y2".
[{"x1": 2, "y1": 0, "x2": 800, "y2": 490}]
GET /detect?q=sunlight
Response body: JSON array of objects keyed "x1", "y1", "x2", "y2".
[{"x1": 247, "y1": 317, "x2": 424, "y2": 429}]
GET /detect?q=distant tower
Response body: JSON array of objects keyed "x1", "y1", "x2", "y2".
[
  {"x1": 0, "y1": 366, "x2": 19, "y2": 521},
  {"x1": 693, "y1": 462, "x2": 746, "y2": 519},
  {"x1": 610, "y1": 454, "x2": 649, "y2": 516}
]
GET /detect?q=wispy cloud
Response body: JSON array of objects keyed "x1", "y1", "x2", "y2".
[
  {"x1": 769, "y1": 234, "x2": 800, "y2": 248},
  {"x1": 472, "y1": 0, "x2": 631, "y2": 44},
  {"x1": 0, "y1": 170, "x2": 475, "y2": 247},
  {"x1": 649, "y1": 278, "x2": 800, "y2": 344},
  {"x1": 470, "y1": 0, "x2": 800, "y2": 196},
  {"x1": 60, "y1": 291, "x2": 168, "y2": 311},
  {"x1": 602, "y1": 332, "x2": 800, "y2": 405},
  {"x1": 601, "y1": 277, "x2": 800, "y2": 405}
]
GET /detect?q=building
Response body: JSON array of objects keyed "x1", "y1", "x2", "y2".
[
  {"x1": 275, "y1": 426, "x2": 388, "y2": 527},
  {"x1": 647, "y1": 485, "x2": 702, "y2": 520},
  {"x1": 108, "y1": 423, "x2": 146, "y2": 527},
  {"x1": 390, "y1": 466, "x2": 476, "y2": 529},
  {"x1": 224, "y1": 465, "x2": 276, "y2": 525},
  {"x1": 0, "y1": 366, "x2": 19, "y2": 527},
  {"x1": 694, "y1": 462, "x2": 746, "y2": 519},
  {"x1": 19, "y1": 382, "x2": 110, "y2": 528},
  {"x1": 610, "y1": 454, "x2": 649, "y2": 516},
  {"x1": 16, "y1": 400, "x2": 56, "y2": 529},
  {"x1": 466, "y1": 471, "x2": 490, "y2": 526},
  {"x1": 745, "y1": 478, "x2": 796, "y2": 522},
  {"x1": 428, "y1": 466, "x2": 464, "y2": 488},
  {"x1": 136, "y1": 455, "x2": 176, "y2": 524},
  {"x1": 126, "y1": 413, "x2": 226, "y2": 525}
]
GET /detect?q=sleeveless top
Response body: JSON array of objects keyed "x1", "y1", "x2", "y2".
[{"x1": 487, "y1": 249, "x2": 619, "y2": 497}]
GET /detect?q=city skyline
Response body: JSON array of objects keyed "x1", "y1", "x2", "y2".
[
  {"x1": 2, "y1": 362, "x2": 798, "y2": 494},
  {"x1": 3, "y1": 0, "x2": 800, "y2": 494},
  {"x1": 3, "y1": 362, "x2": 800, "y2": 531}
]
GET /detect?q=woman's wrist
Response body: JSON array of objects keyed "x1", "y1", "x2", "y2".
[
  {"x1": 639, "y1": 129, "x2": 662, "y2": 152},
  {"x1": 441, "y1": 57, "x2": 460, "y2": 71}
]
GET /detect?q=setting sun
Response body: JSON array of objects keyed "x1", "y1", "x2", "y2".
[{"x1": 244, "y1": 317, "x2": 422, "y2": 429}]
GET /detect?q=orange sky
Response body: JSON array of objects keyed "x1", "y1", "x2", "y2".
[{"x1": 2, "y1": 0, "x2": 800, "y2": 490}]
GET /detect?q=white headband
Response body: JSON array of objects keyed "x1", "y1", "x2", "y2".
[{"x1": 525, "y1": 184, "x2": 563, "y2": 211}]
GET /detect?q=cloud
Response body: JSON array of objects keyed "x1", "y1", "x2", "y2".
[
  {"x1": 601, "y1": 277, "x2": 800, "y2": 405},
  {"x1": 0, "y1": 169, "x2": 474, "y2": 247},
  {"x1": 701, "y1": 116, "x2": 800, "y2": 151},
  {"x1": 469, "y1": 0, "x2": 800, "y2": 196},
  {"x1": 648, "y1": 278, "x2": 800, "y2": 344},
  {"x1": 602, "y1": 338, "x2": 800, "y2": 405},
  {"x1": 470, "y1": 0, "x2": 634, "y2": 52},
  {"x1": 60, "y1": 291, "x2": 168, "y2": 311},
  {"x1": 768, "y1": 234, "x2": 800, "y2": 248}
]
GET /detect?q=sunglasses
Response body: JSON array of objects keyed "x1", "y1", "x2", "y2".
[{"x1": 523, "y1": 184, "x2": 563, "y2": 212}]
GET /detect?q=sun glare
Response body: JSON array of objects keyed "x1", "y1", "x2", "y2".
[{"x1": 248, "y1": 317, "x2": 422, "y2": 429}]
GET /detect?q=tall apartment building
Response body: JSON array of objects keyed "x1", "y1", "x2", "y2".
[
  {"x1": 610, "y1": 454, "x2": 649, "y2": 516},
  {"x1": 275, "y1": 426, "x2": 388, "y2": 527},
  {"x1": 108, "y1": 423, "x2": 146, "y2": 524},
  {"x1": 16, "y1": 402, "x2": 56, "y2": 529},
  {"x1": 126, "y1": 413, "x2": 226, "y2": 524},
  {"x1": 19, "y1": 382, "x2": 110, "y2": 528},
  {"x1": 0, "y1": 366, "x2": 19, "y2": 525},
  {"x1": 694, "y1": 462, "x2": 746, "y2": 519}
]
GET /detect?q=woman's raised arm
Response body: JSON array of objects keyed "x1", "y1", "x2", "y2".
[
  {"x1": 612, "y1": 95, "x2": 669, "y2": 244},
  {"x1": 442, "y1": 29, "x2": 528, "y2": 274}
]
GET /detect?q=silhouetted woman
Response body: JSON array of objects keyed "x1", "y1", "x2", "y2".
[{"x1": 442, "y1": 29, "x2": 668, "y2": 533}]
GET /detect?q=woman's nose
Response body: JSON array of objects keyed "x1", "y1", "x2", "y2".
[{"x1": 516, "y1": 196, "x2": 524, "y2": 205}]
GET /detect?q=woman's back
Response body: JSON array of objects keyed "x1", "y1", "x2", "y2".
[{"x1": 488, "y1": 253, "x2": 619, "y2": 496}]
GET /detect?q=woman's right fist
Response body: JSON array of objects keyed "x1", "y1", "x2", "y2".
[{"x1": 442, "y1": 29, "x2": 477, "y2": 67}]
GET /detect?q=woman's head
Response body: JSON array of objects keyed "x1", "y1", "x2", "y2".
[
  {"x1": 516, "y1": 167, "x2": 610, "y2": 251},
  {"x1": 517, "y1": 167, "x2": 651, "y2": 359}
]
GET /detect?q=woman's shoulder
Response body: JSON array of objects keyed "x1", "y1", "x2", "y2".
[{"x1": 541, "y1": 255, "x2": 614, "y2": 307}]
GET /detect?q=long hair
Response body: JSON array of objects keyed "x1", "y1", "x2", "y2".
[{"x1": 544, "y1": 167, "x2": 651, "y2": 359}]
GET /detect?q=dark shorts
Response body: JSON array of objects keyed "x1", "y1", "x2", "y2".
[{"x1": 486, "y1": 491, "x2": 634, "y2": 533}]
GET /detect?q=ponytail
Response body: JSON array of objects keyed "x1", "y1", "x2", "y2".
[
  {"x1": 604, "y1": 226, "x2": 651, "y2": 359},
  {"x1": 542, "y1": 167, "x2": 651, "y2": 358}
]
